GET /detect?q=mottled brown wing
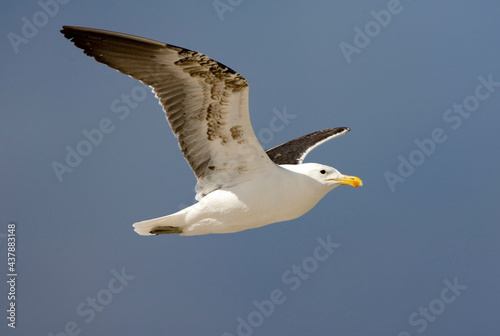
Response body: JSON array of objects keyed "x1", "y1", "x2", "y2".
[{"x1": 61, "y1": 26, "x2": 277, "y2": 199}]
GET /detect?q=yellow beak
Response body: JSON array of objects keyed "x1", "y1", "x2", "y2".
[{"x1": 328, "y1": 174, "x2": 363, "y2": 187}]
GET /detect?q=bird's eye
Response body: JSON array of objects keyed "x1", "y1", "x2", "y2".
[{"x1": 320, "y1": 170, "x2": 326, "y2": 174}]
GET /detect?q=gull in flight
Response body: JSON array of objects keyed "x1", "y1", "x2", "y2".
[{"x1": 61, "y1": 26, "x2": 362, "y2": 236}]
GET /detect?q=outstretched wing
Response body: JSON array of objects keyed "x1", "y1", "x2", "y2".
[
  {"x1": 266, "y1": 128, "x2": 350, "y2": 165},
  {"x1": 61, "y1": 26, "x2": 277, "y2": 199}
]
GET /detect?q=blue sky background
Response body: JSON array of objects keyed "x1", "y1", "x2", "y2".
[{"x1": 1, "y1": 1, "x2": 500, "y2": 335}]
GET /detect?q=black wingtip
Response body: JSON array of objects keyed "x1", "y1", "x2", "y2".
[
  {"x1": 60, "y1": 26, "x2": 68, "y2": 36},
  {"x1": 60, "y1": 26, "x2": 78, "y2": 40},
  {"x1": 60, "y1": 25, "x2": 73, "y2": 34},
  {"x1": 334, "y1": 127, "x2": 350, "y2": 133}
]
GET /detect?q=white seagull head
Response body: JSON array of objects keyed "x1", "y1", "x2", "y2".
[{"x1": 282, "y1": 163, "x2": 362, "y2": 190}]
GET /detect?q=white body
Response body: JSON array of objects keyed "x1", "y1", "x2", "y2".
[{"x1": 134, "y1": 164, "x2": 339, "y2": 236}]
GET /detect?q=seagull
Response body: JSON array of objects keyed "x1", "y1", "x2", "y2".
[{"x1": 61, "y1": 26, "x2": 362, "y2": 236}]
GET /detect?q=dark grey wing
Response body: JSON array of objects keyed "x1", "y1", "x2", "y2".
[{"x1": 265, "y1": 128, "x2": 350, "y2": 165}]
